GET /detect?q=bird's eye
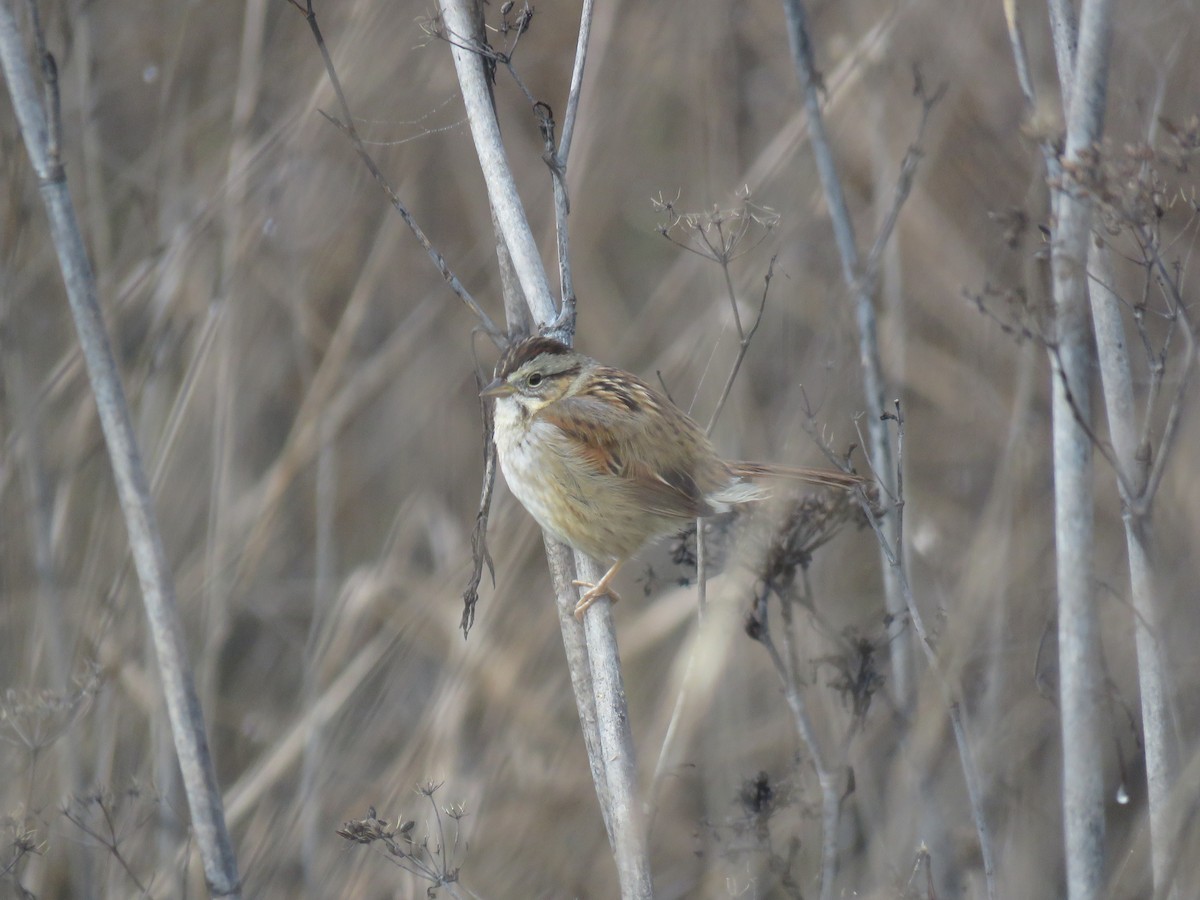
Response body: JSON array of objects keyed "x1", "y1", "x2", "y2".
[{"x1": 527, "y1": 372, "x2": 543, "y2": 387}]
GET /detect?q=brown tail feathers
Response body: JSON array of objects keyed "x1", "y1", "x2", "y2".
[{"x1": 727, "y1": 461, "x2": 865, "y2": 490}]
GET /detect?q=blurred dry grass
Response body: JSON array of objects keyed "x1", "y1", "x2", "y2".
[{"x1": 2, "y1": 0, "x2": 1199, "y2": 897}]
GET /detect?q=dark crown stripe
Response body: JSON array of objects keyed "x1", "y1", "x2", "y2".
[{"x1": 498, "y1": 335, "x2": 573, "y2": 379}]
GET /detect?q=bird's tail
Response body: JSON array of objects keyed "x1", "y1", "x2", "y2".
[{"x1": 727, "y1": 461, "x2": 865, "y2": 490}]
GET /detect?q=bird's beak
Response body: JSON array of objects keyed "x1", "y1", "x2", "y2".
[{"x1": 480, "y1": 377, "x2": 514, "y2": 399}]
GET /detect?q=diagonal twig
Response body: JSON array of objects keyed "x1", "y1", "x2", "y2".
[{"x1": 287, "y1": 0, "x2": 504, "y2": 346}]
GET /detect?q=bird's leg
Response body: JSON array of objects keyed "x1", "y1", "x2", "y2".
[{"x1": 573, "y1": 559, "x2": 625, "y2": 619}]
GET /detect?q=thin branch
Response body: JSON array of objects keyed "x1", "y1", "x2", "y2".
[
  {"x1": 705, "y1": 256, "x2": 774, "y2": 436},
  {"x1": 645, "y1": 590, "x2": 704, "y2": 836},
  {"x1": 862, "y1": 72, "x2": 946, "y2": 287},
  {"x1": 557, "y1": 0, "x2": 594, "y2": 164},
  {"x1": 62, "y1": 794, "x2": 149, "y2": 895},
  {"x1": 781, "y1": 0, "x2": 913, "y2": 709},
  {"x1": 536, "y1": 101, "x2": 576, "y2": 337},
  {"x1": 1047, "y1": 342, "x2": 1128, "y2": 491},
  {"x1": 746, "y1": 590, "x2": 841, "y2": 900},
  {"x1": 851, "y1": 407, "x2": 997, "y2": 898},
  {"x1": 648, "y1": 249, "x2": 771, "y2": 826},
  {"x1": 287, "y1": 0, "x2": 504, "y2": 346},
  {"x1": 800, "y1": 401, "x2": 997, "y2": 897},
  {"x1": 1003, "y1": 0, "x2": 1036, "y2": 107},
  {"x1": 1129, "y1": 231, "x2": 1196, "y2": 518}
]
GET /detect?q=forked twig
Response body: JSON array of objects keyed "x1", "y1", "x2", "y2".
[
  {"x1": 706, "y1": 255, "x2": 775, "y2": 436},
  {"x1": 861, "y1": 70, "x2": 947, "y2": 290},
  {"x1": 1128, "y1": 227, "x2": 1197, "y2": 518}
]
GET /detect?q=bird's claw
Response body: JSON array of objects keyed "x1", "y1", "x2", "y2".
[{"x1": 572, "y1": 580, "x2": 621, "y2": 619}]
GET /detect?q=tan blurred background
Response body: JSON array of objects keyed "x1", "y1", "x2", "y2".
[{"x1": 2, "y1": 0, "x2": 1199, "y2": 896}]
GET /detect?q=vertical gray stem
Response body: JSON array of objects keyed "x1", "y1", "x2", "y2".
[
  {"x1": 1047, "y1": 0, "x2": 1114, "y2": 896},
  {"x1": 439, "y1": 1, "x2": 651, "y2": 894},
  {"x1": 779, "y1": 0, "x2": 911, "y2": 710},
  {"x1": 578, "y1": 558, "x2": 653, "y2": 899},
  {"x1": 0, "y1": 4, "x2": 241, "y2": 895},
  {"x1": 1089, "y1": 237, "x2": 1175, "y2": 896}
]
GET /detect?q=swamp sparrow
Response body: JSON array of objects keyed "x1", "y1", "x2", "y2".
[{"x1": 481, "y1": 335, "x2": 862, "y2": 618}]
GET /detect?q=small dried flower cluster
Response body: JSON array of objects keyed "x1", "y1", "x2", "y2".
[
  {"x1": 0, "y1": 667, "x2": 100, "y2": 753},
  {"x1": 653, "y1": 187, "x2": 781, "y2": 264},
  {"x1": 1159, "y1": 114, "x2": 1200, "y2": 170},
  {"x1": 337, "y1": 783, "x2": 469, "y2": 894},
  {"x1": 975, "y1": 121, "x2": 1200, "y2": 347},
  {"x1": 701, "y1": 770, "x2": 806, "y2": 899},
  {"x1": 818, "y1": 630, "x2": 886, "y2": 721},
  {"x1": 337, "y1": 807, "x2": 417, "y2": 850},
  {"x1": 759, "y1": 490, "x2": 868, "y2": 591},
  {"x1": 966, "y1": 281, "x2": 1049, "y2": 345},
  {"x1": 1058, "y1": 140, "x2": 1178, "y2": 235}
]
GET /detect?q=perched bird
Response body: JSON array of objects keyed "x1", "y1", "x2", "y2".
[{"x1": 481, "y1": 335, "x2": 862, "y2": 618}]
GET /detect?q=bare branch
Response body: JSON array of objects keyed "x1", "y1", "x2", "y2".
[
  {"x1": 290, "y1": 0, "x2": 504, "y2": 345},
  {"x1": 856, "y1": 408, "x2": 996, "y2": 897},
  {"x1": 706, "y1": 254, "x2": 775, "y2": 436},
  {"x1": 746, "y1": 588, "x2": 842, "y2": 900},
  {"x1": 1129, "y1": 228, "x2": 1197, "y2": 518},
  {"x1": 861, "y1": 72, "x2": 946, "y2": 289},
  {"x1": 781, "y1": 0, "x2": 913, "y2": 709},
  {"x1": 0, "y1": 5, "x2": 241, "y2": 895}
]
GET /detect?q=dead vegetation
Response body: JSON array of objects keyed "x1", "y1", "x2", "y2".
[{"x1": 1, "y1": 0, "x2": 1199, "y2": 896}]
